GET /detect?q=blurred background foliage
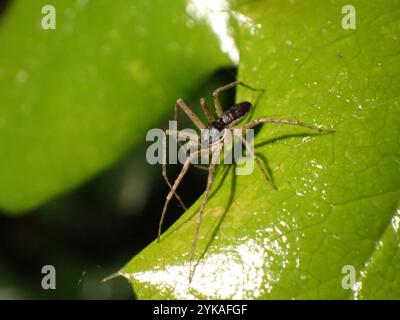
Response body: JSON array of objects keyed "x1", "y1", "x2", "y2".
[{"x1": 0, "y1": 0, "x2": 235, "y2": 299}]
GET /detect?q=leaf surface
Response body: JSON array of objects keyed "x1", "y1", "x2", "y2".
[{"x1": 123, "y1": 0, "x2": 400, "y2": 299}]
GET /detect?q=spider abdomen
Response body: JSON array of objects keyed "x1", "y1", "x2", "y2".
[{"x1": 212, "y1": 101, "x2": 252, "y2": 130}]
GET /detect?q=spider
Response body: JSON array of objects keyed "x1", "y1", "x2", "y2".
[{"x1": 158, "y1": 80, "x2": 334, "y2": 279}]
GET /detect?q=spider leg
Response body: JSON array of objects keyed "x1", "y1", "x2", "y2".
[
  {"x1": 162, "y1": 131, "x2": 188, "y2": 211},
  {"x1": 158, "y1": 150, "x2": 199, "y2": 242},
  {"x1": 162, "y1": 162, "x2": 188, "y2": 210},
  {"x1": 175, "y1": 98, "x2": 205, "y2": 130},
  {"x1": 192, "y1": 164, "x2": 209, "y2": 171},
  {"x1": 200, "y1": 98, "x2": 215, "y2": 122},
  {"x1": 174, "y1": 99, "x2": 206, "y2": 166},
  {"x1": 212, "y1": 80, "x2": 264, "y2": 116},
  {"x1": 238, "y1": 134, "x2": 277, "y2": 190},
  {"x1": 243, "y1": 118, "x2": 335, "y2": 133},
  {"x1": 213, "y1": 81, "x2": 239, "y2": 117},
  {"x1": 167, "y1": 129, "x2": 209, "y2": 171},
  {"x1": 189, "y1": 146, "x2": 221, "y2": 282}
]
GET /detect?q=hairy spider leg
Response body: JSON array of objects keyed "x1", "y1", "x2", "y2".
[
  {"x1": 167, "y1": 128, "x2": 209, "y2": 171},
  {"x1": 189, "y1": 144, "x2": 222, "y2": 282},
  {"x1": 175, "y1": 98, "x2": 205, "y2": 130},
  {"x1": 243, "y1": 118, "x2": 335, "y2": 133},
  {"x1": 162, "y1": 131, "x2": 188, "y2": 211},
  {"x1": 236, "y1": 133, "x2": 277, "y2": 190},
  {"x1": 237, "y1": 118, "x2": 334, "y2": 189},
  {"x1": 161, "y1": 97, "x2": 206, "y2": 210},
  {"x1": 174, "y1": 99, "x2": 210, "y2": 171},
  {"x1": 200, "y1": 98, "x2": 215, "y2": 122},
  {"x1": 212, "y1": 80, "x2": 264, "y2": 117},
  {"x1": 158, "y1": 149, "x2": 200, "y2": 242}
]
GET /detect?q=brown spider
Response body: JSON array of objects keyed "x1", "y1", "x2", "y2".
[{"x1": 158, "y1": 81, "x2": 334, "y2": 280}]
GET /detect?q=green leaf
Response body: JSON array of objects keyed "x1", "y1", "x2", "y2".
[
  {"x1": 0, "y1": 0, "x2": 230, "y2": 213},
  {"x1": 122, "y1": 0, "x2": 400, "y2": 299}
]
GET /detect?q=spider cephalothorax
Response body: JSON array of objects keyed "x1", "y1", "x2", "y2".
[{"x1": 158, "y1": 81, "x2": 334, "y2": 281}]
